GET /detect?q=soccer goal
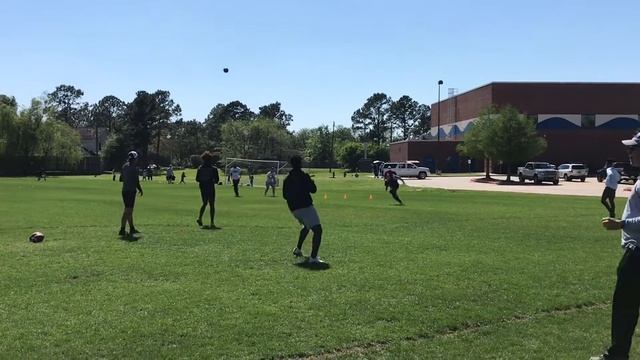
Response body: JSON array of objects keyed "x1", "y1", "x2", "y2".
[{"x1": 223, "y1": 158, "x2": 288, "y2": 185}]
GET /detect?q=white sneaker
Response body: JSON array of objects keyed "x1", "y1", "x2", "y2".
[
  {"x1": 293, "y1": 247, "x2": 303, "y2": 257},
  {"x1": 308, "y1": 256, "x2": 324, "y2": 264}
]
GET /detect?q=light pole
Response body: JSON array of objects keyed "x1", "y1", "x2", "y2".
[
  {"x1": 437, "y1": 80, "x2": 443, "y2": 142},
  {"x1": 329, "y1": 121, "x2": 335, "y2": 173}
]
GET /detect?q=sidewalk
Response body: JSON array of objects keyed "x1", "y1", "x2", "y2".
[{"x1": 403, "y1": 175, "x2": 635, "y2": 197}]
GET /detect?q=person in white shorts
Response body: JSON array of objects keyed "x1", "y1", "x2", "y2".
[{"x1": 283, "y1": 156, "x2": 324, "y2": 264}]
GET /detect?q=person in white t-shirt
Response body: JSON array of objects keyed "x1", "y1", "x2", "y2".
[
  {"x1": 230, "y1": 165, "x2": 242, "y2": 197},
  {"x1": 602, "y1": 160, "x2": 621, "y2": 218}
]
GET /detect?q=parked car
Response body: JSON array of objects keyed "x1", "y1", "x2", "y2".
[
  {"x1": 557, "y1": 163, "x2": 588, "y2": 182},
  {"x1": 380, "y1": 162, "x2": 431, "y2": 179},
  {"x1": 517, "y1": 162, "x2": 559, "y2": 184},
  {"x1": 596, "y1": 162, "x2": 640, "y2": 183}
]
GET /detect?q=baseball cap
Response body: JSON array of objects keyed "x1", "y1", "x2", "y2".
[
  {"x1": 622, "y1": 132, "x2": 640, "y2": 146},
  {"x1": 127, "y1": 150, "x2": 138, "y2": 159}
]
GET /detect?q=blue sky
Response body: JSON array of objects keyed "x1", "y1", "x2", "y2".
[{"x1": 2, "y1": 0, "x2": 639, "y2": 131}]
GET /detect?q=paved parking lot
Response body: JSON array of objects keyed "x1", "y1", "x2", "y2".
[{"x1": 404, "y1": 175, "x2": 636, "y2": 197}]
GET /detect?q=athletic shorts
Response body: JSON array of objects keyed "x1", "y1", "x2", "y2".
[
  {"x1": 122, "y1": 191, "x2": 136, "y2": 208},
  {"x1": 603, "y1": 186, "x2": 616, "y2": 199},
  {"x1": 199, "y1": 183, "x2": 216, "y2": 203},
  {"x1": 292, "y1": 206, "x2": 321, "y2": 229},
  {"x1": 265, "y1": 181, "x2": 276, "y2": 188}
]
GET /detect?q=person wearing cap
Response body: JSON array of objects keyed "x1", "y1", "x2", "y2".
[
  {"x1": 119, "y1": 151, "x2": 143, "y2": 237},
  {"x1": 594, "y1": 132, "x2": 640, "y2": 360},
  {"x1": 602, "y1": 160, "x2": 621, "y2": 218},
  {"x1": 283, "y1": 156, "x2": 324, "y2": 264}
]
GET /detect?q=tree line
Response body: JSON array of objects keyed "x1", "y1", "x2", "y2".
[{"x1": 0, "y1": 85, "x2": 432, "y2": 173}]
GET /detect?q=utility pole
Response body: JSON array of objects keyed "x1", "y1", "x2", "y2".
[{"x1": 329, "y1": 121, "x2": 335, "y2": 173}]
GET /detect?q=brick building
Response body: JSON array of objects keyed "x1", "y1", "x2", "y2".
[{"x1": 389, "y1": 82, "x2": 640, "y2": 173}]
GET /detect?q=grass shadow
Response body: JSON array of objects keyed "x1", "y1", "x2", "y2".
[
  {"x1": 201, "y1": 225, "x2": 223, "y2": 230},
  {"x1": 119, "y1": 234, "x2": 141, "y2": 242},
  {"x1": 294, "y1": 259, "x2": 331, "y2": 271}
]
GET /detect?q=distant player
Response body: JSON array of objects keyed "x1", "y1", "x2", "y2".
[
  {"x1": 230, "y1": 165, "x2": 242, "y2": 197},
  {"x1": 265, "y1": 167, "x2": 277, "y2": 196},
  {"x1": 37, "y1": 168, "x2": 47, "y2": 181},
  {"x1": 602, "y1": 160, "x2": 621, "y2": 218},
  {"x1": 385, "y1": 169, "x2": 405, "y2": 205},
  {"x1": 283, "y1": 156, "x2": 324, "y2": 264},
  {"x1": 166, "y1": 165, "x2": 175, "y2": 184},
  {"x1": 119, "y1": 151, "x2": 143, "y2": 237},
  {"x1": 196, "y1": 151, "x2": 220, "y2": 229},
  {"x1": 180, "y1": 171, "x2": 186, "y2": 184},
  {"x1": 248, "y1": 166, "x2": 255, "y2": 187}
]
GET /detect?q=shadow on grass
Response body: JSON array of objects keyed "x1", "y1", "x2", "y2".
[
  {"x1": 119, "y1": 234, "x2": 141, "y2": 242},
  {"x1": 294, "y1": 259, "x2": 331, "y2": 271},
  {"x1": 200, "y1": 225, "x2": 223, "y2": 230}
]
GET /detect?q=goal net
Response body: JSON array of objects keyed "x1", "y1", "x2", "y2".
[{"x1": 223, "y1": 158, "x2": 288, "y2": 185}]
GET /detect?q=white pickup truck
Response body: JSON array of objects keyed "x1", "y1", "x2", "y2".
[{"x1": 517, "y1": 162, "x2": 559, "y2": 185}]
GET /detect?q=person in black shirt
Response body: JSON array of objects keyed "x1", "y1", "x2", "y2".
[
  {"x1": 283, "y1": 156, "x2": 324, "y2": 264},
  {"x1": 384, "y1": 169, "x2": 405, "y2": 205},
  {"x1": 196, "y1": 151, "x2": 220, "y2": 229},
  {"x1": 119, "y1": 151, "x2": 143, "y2": 237}
]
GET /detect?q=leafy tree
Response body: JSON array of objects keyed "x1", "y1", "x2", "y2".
[
  {"x1": 457, "y1": 105, "x2": 546, "y2": 180},
  {"x1": 149, "y1": 90, "x2": 182, "y2": 155},
  {"x1": 167, "y1": 119, "x2": 208, "y2": 162},
  {"x1": 303, "y1": 126, "x2": 332, "y2": 165},
  {"x1": 117, "y1": 90, "x2": 181, "y2": 161},
  {"x1": 102, "y1": 133, "x2": 132, "y2": 170},
  {"x1": 15, "y1": 99, "x2": 45, "y2": 157},
  {"x1": 457, "y1": 106, "x2": 498, "y2": 179},
  {"x1": 338, "y1": 142, "x2": 364, "y2": 171},
  {"x1": 45, "y1": 85, "x2": 88, "y2": 127},
  {"x1": 203, "y1": 103, "x2": 227, "y2": 145},
  {"x1": 220, "y1": 118, "x2": 292, "y2": 159},
  {"x1": 487, "y1": 105, "x2": 547, "y2": 181},
  {"x1": 0, "y1": 100, "x2": 19, "y2": 156},
  {"x1": 411, "y1": 104, "x2": 431, "y2": 138},
  {"x1": 121, "y1": 91, "x2": 156, "y2": 160},
  {"x1": 91, "y1": 95, "x2": 126, "y2": 132},
  {"x1": 351, "y1": 93, "x2": 391, "y2": 145},
  {"x1": 37, "y1": 120, "x2": 82, "y2": 166},
  {"x1": 0, "y1": 95, "x2": 17, "y2": 111},
  {"x1": 204, "y1": 101, "x2": 255, "y2": 145},
  {"x1": 388, "y1": 95, "x2": 424, "y2": 141},
  {"x1": 258, "y1": 102, "x2": 293, "y2": 129},
  {"x1": 367, "y1": 143, "x2": 390, "y2": 162}
]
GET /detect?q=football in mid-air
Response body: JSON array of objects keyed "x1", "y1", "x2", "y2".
[
  {"x1": 223, "y1": 68, "x2": 229, "y2": 73},
  {"x1": 29, "y1": 231, "x2": 45, "y2": 243}
]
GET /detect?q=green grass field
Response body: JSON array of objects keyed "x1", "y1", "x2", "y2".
[{"x1": 0, "y1": 171, "x2": 636, "y2": 359}]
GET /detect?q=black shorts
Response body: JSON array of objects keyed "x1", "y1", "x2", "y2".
[
  {"x1": 603, "y1": 186, "x2": 616, "y2": 199},
  {"x1": 122, "y1": 191, "x2": 136, "y2": 208},
  {"x1": 199, "y1": 183, "x2": 216, "y2": 203}
]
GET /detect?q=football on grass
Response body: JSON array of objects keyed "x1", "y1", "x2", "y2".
[{"x1": 29, "y1": 231, "x2": 45, "y2": 243}]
